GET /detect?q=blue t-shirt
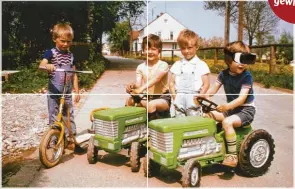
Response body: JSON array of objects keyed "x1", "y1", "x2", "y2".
[{"x1": 217, "y1": 69, "x2": 254, "y2": 104}]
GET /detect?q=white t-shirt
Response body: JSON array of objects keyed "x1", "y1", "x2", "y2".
[{"x1": 170, "y1": 56, "x2": 210, "y2": 92}]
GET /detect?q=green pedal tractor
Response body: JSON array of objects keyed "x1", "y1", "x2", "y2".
[
  {"x1": 87, "y1": 106, "x2": 147, "y2": 172},
  {"x1": 144, "y1": 97, "x2": 275, "y2": 187}
]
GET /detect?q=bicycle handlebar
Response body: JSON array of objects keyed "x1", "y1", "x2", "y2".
[
  {"x1": 55, "y1": 69, "x2": 93, "y2": 74},
  {"x1": 39, "y1": 66, "x2": 93, "y2": 74}
]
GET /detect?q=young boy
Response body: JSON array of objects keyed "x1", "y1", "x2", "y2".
[
  {"x1": 39, "y1": 23, "x2": 80, "y2": 140},
  {"x1": 125, "y1": 34, "x2": 170, "y2": 120},
  {"x1": 205, "y1": 41, "x2": 256, "y2": 167},
  {"x1": 169, "y1": 29, "x2": 210, "y2": 117}
]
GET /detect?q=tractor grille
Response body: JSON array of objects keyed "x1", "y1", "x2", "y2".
[
  {"x1": 93, "y1": 119, "x2": 119, "y2": 138},
  {"x1": 122, "y1": 123, "x2": 147, "y2": 145},
  {"x1": 149, "y1": 129, "x2": 173, "y2": 153}
]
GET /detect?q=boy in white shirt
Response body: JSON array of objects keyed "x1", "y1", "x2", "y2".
[
  {"x1": 126, "y1": 34, "x2": 170, "y2": 120},
  {"x1": 169, "y1": 29, "x2": 210, "y2": 117}
]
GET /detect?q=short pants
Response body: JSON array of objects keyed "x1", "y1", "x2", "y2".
[
  {"x1": 148, "y1": 91, "x2": 171, "y2": 108},
  {"x1": 223, "y1": 106, "x2": 256, "y2": 127}
]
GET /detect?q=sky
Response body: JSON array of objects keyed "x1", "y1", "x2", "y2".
[{"x1": 147, "y1": 1, "x2": 294, "y2": 42}]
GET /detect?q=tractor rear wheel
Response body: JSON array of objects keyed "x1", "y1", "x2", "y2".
[{"x1": 238, "y1": 129, "x2": 275, "y2": 177}]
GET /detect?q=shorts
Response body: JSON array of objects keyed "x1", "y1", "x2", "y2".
[
  {"x1": 223, "y1": 106, "x2": 256, "y2": 127},
  {"x1": 148, "y1": 91, "x2": 171, "y2": 107}
]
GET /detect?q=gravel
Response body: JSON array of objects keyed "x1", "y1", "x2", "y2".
[{"x1": 2, "y1": 93, "x2": 86, "y2": 166}]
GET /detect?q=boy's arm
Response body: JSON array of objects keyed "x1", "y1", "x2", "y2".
[
  {"x1": 140, "y1": 71, "x2": 166, "y2": 92},
  {"x1": 217, "y1": 88, "x2": 250, "y2": 112},
  {"x1": 169, "y1": 73, "x2": 177, "y2": 100},
  {"x1": 136, "y1": 66, "x2": 168, "y2": 94},
  {"x1": 206, "y1": 81, "x2": 222, "y2": 98},
  {"x1": 199, "y1": 74, "x2": 210, "y2": 95},
  {"x1": 39, "y1": 59, "x2": 56, "y2": 72},
  {"x1": 72, "y1": 66, "x2": 80, "y2": 103}
]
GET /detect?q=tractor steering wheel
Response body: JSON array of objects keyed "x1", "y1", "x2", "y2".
[
  {"x1": 131, "y1": 94, "x2": 147, "y2": 104},
  {"x1": 196, "y1": 97, "x2": 218, "y2": 113}
]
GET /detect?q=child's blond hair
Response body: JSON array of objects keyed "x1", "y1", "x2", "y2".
[
  {"x1": 224, "y1": 41, "x2": 250, "y2": 65},
  {"x1": 177, "y1": 29, "x2": 199, "y2": 49},
  {"x1": 51, "y1": 23, "x2": 74, "y2": 41},
  {"x1": 142, "y1": 34, "x2": 162, "y2": 52}
]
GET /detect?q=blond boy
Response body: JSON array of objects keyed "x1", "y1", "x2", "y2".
[{"x1": 169, "y1": 29, "x2": 210, "y2": 117}]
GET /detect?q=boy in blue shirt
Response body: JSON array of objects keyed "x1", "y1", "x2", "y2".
[
  {"x1": 39, "y1": 23, "x2": 80, "y2": 143},
  {"x1": 206, "y1": 41, "x2": 256, "y2": 167}
]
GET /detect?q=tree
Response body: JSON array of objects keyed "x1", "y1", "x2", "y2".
[
  {"x1": 204, "y1": 1, "x2": 238, "y2": 45},
  {"x1": 118, "y1": 1, "x2": 146, "y2": 51},
  {"x1": 238, "y1": 1, "x2": 244, "y2": 41},
  {"x1": 277, "y1": 31, "x2": 293, "y2": 64},
  {"x1": 243, "y1": 2, "x2": 279, "y2": 46},
  {"x1": 2, "y1": 1, "x2": 122, "y2": 67},
  {"x1": 88, "y1": 2, "x2": 121, "y2": 53},
  {"x1": 108, "y1": 21, "x2": 129, "y2": 55}
]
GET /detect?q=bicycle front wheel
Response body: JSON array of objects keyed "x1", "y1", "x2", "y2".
[{"x1": 39, "y1": 129, "x2": 64, "y2": 168}]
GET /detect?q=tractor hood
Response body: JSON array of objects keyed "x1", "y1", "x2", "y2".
[
  {"x1": 149, "y1": 116, "x2": 216, "y2": 134},
  {"x1": 93, "y1": 106, "x2": 146, "y2": 121}
]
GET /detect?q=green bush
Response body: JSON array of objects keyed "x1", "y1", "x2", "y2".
[
  {"x1": 2, "y1": 53, "x2": 109, "y2": 93},
  {"x1": 206, "y1": 60, "x2": 293, "y2": 90},
  {"x1": 2, "y1": 62, "x2": 48, "y2": 93}
]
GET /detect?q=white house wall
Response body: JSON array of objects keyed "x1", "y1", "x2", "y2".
[
  {"x1": 148, "y1": 13, "x2": 186, "y2": 46},
  {"x1": 133, "y1": 13, "x2": 186, "y2": 57}
]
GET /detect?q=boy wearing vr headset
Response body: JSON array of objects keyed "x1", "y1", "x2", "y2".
[{"x1": 205, "y1": 41, "x2": 256, "y2": 167}]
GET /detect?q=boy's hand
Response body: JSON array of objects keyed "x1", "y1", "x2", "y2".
[
  {"x1": 45, "y1": 64, "x2": 56, "y2": 72},
  {"x1": 126, "y1": 83, "x2": 135, "y2": 94},
  {"x1": 216, "y1": 104, "x2": 230, "y2": 112},
  {"x1": 131, "y1": 88, "x2": 142, "y2": 95},
  {"x1": 74, "y1": 93, "x2": 81, "y2": 103},
  {"x1": 193, "y1": 94, "x2": 207, "y2": 105}
]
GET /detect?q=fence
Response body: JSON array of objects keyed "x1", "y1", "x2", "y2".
[{"x1": 126, "y1": 44, "x2": 293, "y2": 74}]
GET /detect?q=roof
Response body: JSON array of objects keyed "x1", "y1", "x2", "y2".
[{"x1": 139, "y1": 12, "x2": 187, "y2": 32}]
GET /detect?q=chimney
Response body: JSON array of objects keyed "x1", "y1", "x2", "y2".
[{"x1": 160, "y1": 12, "x2": 164, "y2": 16}]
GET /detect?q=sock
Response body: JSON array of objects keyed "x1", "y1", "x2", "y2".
[{"x1": 225, "y1": 132, "x2": 237, "y2": 155}]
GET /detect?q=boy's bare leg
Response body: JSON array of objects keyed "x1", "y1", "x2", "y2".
[
  {"x1": 148, "y1": 99, "x2": 169, "y2": 113},
  {"x1": 147, "y1": 99, "x2": 169, "y2": 120},
  {"x1": 204, "y1": 111, "x2": 225, "y2": 122},
  {"x1": 125, "y1": 96, "x2": 135, "y2": 106}
]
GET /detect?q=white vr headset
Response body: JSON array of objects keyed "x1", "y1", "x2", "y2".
[{"x1": 224, "y1": 49, "x2": 256, "y2": 64}]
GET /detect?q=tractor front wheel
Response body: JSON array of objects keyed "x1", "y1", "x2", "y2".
[
  {"x1": 87, "y1": 136, "x2": 98, "y2": 164},
  {"x1": 130, "y1": 142, "x2": 141, "y2": 172},
  {"x1": 182, "y1": 159, "x2": 201, "y2": 187}
]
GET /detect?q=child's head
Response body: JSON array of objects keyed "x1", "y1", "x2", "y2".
[
  {"x1": 177, "y1": 29, "x2": 199, "y2": 60},
  {"x1": 224, "y1": 41, "x2": 251, "y2": 74},
  {"x1": 142, "y1": 34, "x2": 162, "y2": 63},
  {"x1": 51, "y1": 23, "x2": 74, "y2": 51}
]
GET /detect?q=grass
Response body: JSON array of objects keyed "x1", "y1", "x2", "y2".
[{"x1": 123, "y1": 54, "x2": 293, "y2": 90}]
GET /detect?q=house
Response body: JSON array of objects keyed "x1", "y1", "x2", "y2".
[
  {"x1": 132, "y1": 12, "x2": 187, "y2": 57},
  {"x1": 102, "y1": 43, "x2": 111, "y2": 55}
]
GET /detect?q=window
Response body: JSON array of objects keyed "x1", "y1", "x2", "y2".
[
  {"x1": 170, "y1": 31, "x2": 174, "y2": 40},
  {"x1": 164, "y1": 19, "x2": 168, "y2": 23},
  {"x1": 158, "y1": 31, "x2": 161, "y2": 38},
  {"x1": 172, "y1": 43, "x2": 177, "y2": 49}
]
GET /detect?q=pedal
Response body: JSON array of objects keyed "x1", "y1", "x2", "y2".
[{"x1": 75, "y1": 133, "x2": 94, "y2": 144}]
